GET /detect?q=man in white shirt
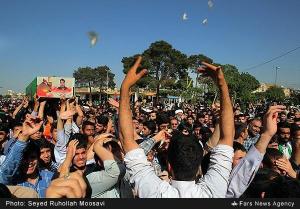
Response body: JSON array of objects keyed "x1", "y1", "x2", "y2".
[{"x1": 119, "y1": 57, "x2": 235, "y2": 198}]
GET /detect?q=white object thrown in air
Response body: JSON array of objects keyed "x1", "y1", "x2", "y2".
[
  {"x1": 87, "y1": 31, "x2": 98, "y2": 47},
  {"x1": 182, "y1": 12, "x2": 188, "y2": 20},
  {"x1": 202, "y1": 18, "x2": 208, "y2": 25},
  {"x1": 208, "y1": 0, "x2": 214, "y2": 8}
]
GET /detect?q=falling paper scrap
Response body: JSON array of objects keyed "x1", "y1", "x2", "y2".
[
  {"x1": 182, "y1": 12, "x2": 188, "y2": 20},
  {"x1": 208, "y1": 0, "x2": 214, "y2": 8},
  {"x1": 202, "y1": 18, "x2": 208, "y2": 25},
  {"x1": 87, "y1": 31, "x2": 98, "y2": 47}
]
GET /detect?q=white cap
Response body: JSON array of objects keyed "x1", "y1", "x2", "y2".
[{"x1": 175, "y1": 109, "x2": 183, "y2": 114}]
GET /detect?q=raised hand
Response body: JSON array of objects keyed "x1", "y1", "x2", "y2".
[
  {"x1": 262, "y1": 105, "x2": 286, "y2": 138},
  {"x1": 275, "y1": 157, "x2": 297, "y2": 178},
  {"x1": 108, "y1": 98, "x2": 120, "y2": 108},
  {"x1": 197, "y1": 62, "x2": 225, "y2": 86},
  {"x1": 19, "y1": 114, "x2": 43, "y2": 141},
  {"x1": 153, "y1": 130, "x2": 171, "y2": 143},
  {"x1": 121, "y1": 56, "x2": 147, "y2": 89},
  {"x1": 59, "y1": 110, "x2": 75, "y2": 120},
  {"x1": 66, "y1": 139, "x2": 79, "y2": 159},
  {"x1": 94, "y1": 133, "x2": 114, "y2": 148},
  {"x1": 22, "y1": 96, "x2": 29, "y2": 108}
]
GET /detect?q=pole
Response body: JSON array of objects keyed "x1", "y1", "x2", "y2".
[
  {"x1": 106, "y1": 69, "x2": 109, "y2": 101},
  {"x1": 275, "y1": 66, "x2": 280, "y2": 86}
]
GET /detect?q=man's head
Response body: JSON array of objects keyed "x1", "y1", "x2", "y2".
[
  {"x1": 168, "y1": 131, "x2": 203, "y2": 181},
  {"x1": 170, "y1": 118, "x2": 179, "y2": 131},
  {"x1": 248, "y1": 118, "x2": 262, "y2": 137},
  {"x1": 0, "y1": 123, "x2": 9, "y2": 145},
  {"x1": 68, "y1": 133, "x2": 88, "y2": 170},
  {"x1": 277, "y1": 122, "x2": 291, "y2": 143},
  {"x1": 234, "y1": 122, "x2": 248, "y2": 142},
  {"x1": 295, "y1": 111, "x2": 300, "y2": 119},
  {"x1": 149, "y1": 111, "x2": 157, "y2": 121},
  {"x1": 238, "y1": 114, "x2": 247, "y2": 123},
  {"x1": 193, "y1": 124, "x2": 201, "y2": 139},
  {"x1": 232, "y1": 142, "x2": 247, "y2": 168},
  {"x1": 30, "y1": 125, "x2": 43, "y2": 141},
  {"x1": 50, "y1": 123, "x2": 57, "y2": 143},
  {"x1": 142, "y1": 120, "x2": 156, "y2": 137},
  {"x1": 280, "y1": 112, "x2": 287, "y2": 122},
  {"x1": 262, "y1": 148, "x2": 285, "y2": 175},
  {"x1": 36, "y1": 138, "x2": 53, "y2": 165},
  {"x1": 21, "y1": 141, "x2": 40, "y2": 176},
  {"x1": 82, "y1": 121, "x2": 95, "y2": 137},
  {"x1": 59, "y1": 79, "x2": 66, "y2": 88},
  {"x1": 197, "y1": 114, "x2": 205, "y2": 125},
  {"x1": 156, "y1": 114, "x2": 170, "y2": 131},
  {"x1": 187, "y1": 116, "x2": 194, "y2": 126},
  {"x1": 95, "y1": 116, "x2": 108, "y2": 134},
  {"x1": 204, "y1": 114, "x2": 209, "y2": 124}
]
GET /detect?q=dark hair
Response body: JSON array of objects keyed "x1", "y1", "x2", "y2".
[
  {"x1": 68, "y1": 133, "x2": 88, "y2": 149},
  {"x1": 23, "y1": 141, "x2": 40, "y2": 159},
  {"x1": 156, "y1": 114, "x2": 169, "y2": 127},
  {"x1": 277, "y1": 122, "x2": 291, "y2": 129},
  {"x1": 233, "y1": 141, "x2": 247, "y2": 153},
  {"x1": 143, "y1": 120, "x2": 156, "y2": 135},
  {"x1": 234, "y1": 122, "x2": 248, "y2": 140},
  {"x1": 265, "y1": 177, "x2": 300, "y2": 197},
  {"x1": 82, "y1": 121, "x2": 95, "y2": 130},
  {"x1": 168, "y1": 131, "x2": 203, "y2": 181},
  {"x1": 60, "y1": 78, "x2": 65, "y2": 82},
  {"x1": 262, "y1": 148, "x2": 283, "y2": 169},
  {"x1": 36, "y1": 138, "x2": 52, "y2": 150},
  {"x1": 242, "y1": 168, "x2": 281, "y2": 198},
  {"x1": 0, "y1": 123, "x2": 9, "y2": 133},
  {"x1": 50, "y1": 122, "x2": 57, "y2": 133},
  {"x1": 96, "y1": 115, "x2": 109, "y2": 126},
  {"x1": 103, "y1": 140, "x2": 123, "y2": 161}
]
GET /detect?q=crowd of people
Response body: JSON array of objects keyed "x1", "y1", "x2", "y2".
[{"x1": 0, "y1": 58, "x2": 300, "y2": 198}]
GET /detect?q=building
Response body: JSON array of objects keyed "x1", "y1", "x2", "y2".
[{"x1": 252, "y1": 83, "x2": 292, "y2": 97}]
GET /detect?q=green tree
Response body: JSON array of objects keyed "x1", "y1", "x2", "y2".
[
  {"x1": 122, "y1": 41, "x2": 189, "y2": 104},
  {"x1": 264, "y1": 86, "x2": 286, "y2": 102},
  {"x1": 73, "y1": 66, "x2": 115, "y2": 102}
]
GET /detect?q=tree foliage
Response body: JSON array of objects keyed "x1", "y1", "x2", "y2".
[
  {"x1": 122, "y1": 41, "x2": 189, "y2": 104},
  {"x1": 73, "y1": 66, "x2": 115, "y2": 102},
  {"x1": 264, "y1": 86, "x2": 286, "y2": 102},
  {"x1": 73, "y1": 66, "x2": 115, "y2": 89}
]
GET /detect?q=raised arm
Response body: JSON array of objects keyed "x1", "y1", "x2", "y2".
[
  {"x1": 119, "y1": 56, "x2": 147, "y2": 153},
  {"x1": 75, "y1": 103, "x2": 84, "y2": 127},
  {"x1": 255, "y1": 105, "x2": 286, "y2": 154},
  {"x1": 38, "y1": 100, "x2": 47, "y2": 120},
  {"x1": 12, "y1": 98, "x2": 27, "y2": 119},
  {"x1": 226, "y1": 105, "x2": 286, "y2": 198},
  {"x1": 199, "y1": 62, "x2": 234, "y2": 147}
]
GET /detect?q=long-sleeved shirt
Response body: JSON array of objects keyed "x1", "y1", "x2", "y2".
[
  {"x1": 0, "y1": 140, "x2": 27, "y2": 185},
  {"x1": 139, "y1": 138, "x2": 156, "y2": 155},
  {"x1": 54, "y1": 123, "x2": 72, "y2": 164},
  {"x1": 243, "y1": 134, "x2": 260, "y2": 151},
  {"x1": 3, "y1": 137, "x2": 17, "y2": 156},
  {"x1": 86, "y1": 160, "x2": 127, "y2": 198},
  {"x1": 0, "y1": 139, "x2": 54, "y2": 198},
  {"x1": 124, "y1": 144, "x2": 233, "y2": 198},
  {"x1": 226, "y1": 145, "x2": 264, "y2": 198}
]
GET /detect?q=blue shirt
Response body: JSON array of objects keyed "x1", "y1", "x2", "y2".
[
  {"x1": 243, "y1": 134, "x2": 260, "y2": 151},
  {"x1": 18, "y1": 170, "x2": 53, "y2": 198}
]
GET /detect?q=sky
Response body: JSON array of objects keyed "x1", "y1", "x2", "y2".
[{"x1": 1, "y1": 0, "x2": 300, "y2": 95}]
